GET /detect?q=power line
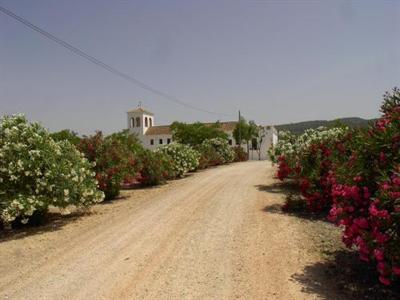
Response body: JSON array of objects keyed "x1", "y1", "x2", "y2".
[{"x1": 0, "y1": 5, "x2": 234, "y2": 117}]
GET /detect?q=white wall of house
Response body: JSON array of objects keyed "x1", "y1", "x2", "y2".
[
  {"x1": 126, "y1": 107, "x2": 278, "y2": 160},
  {"x1": 247, "y1": 126, "x2": 278, "y2": 160},
  {"x1": 143, "y1": 134, "x2": 173, "y2": 150}
]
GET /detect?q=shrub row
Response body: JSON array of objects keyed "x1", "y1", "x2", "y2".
[
  {"x1": 269, "y1": 88, "x2": 400, "y2": 285},
  {"x1": 1, "y1": 116, "x2": 240, "y2": 226}
]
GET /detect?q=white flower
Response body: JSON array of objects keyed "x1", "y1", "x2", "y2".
[{"x1": 64, "y1": 189, "x2": 69, "y2": 196}]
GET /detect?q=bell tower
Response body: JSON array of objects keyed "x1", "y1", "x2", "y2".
[{"x1": 127, "y1": 103, "x2": 154, "y2": 138}]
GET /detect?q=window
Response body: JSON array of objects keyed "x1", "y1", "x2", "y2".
[
  {"x1": 159, "y1": 139, "x2": 163, "y2": 145},
  {"x1": 130, "y1": 117, "x2": 135, "y2": 128},
  {"x1": 136, "y1": 117, "x2": 140, "y2": 127},
  {"x1": 167, "y1": 138, "x2": 171, "y2": 144},
  {"x1": 150, "y1": 139, "x2": 154, "y2": 145},
  {"x1": 149, "y1": 118, "x2": 152, "y2": 127},
  {"x1": 145, "y1": 117, "x2": 148, "y2": 127},
  {"x1": 251, "y1": 138, "x2": 258, "y2": 150},
  {"x1": 228, "y1": 139, "x2": 232, "y2": 145}
]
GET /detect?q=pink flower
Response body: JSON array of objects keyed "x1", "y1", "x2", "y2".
[
  {"x1": 392, "y1": 266, "x2": 400, "y2": 276},
  {"x1": 376, "y1": 119, "x2": 390, "y2": 131},
  {"x1": 380, "y1": 182, "x2": 391, "y2": 191},
  {"x1": 392, "y1": 176, "x2": 400, "y2": 186},
  {"x1": 363, "y1": 187, "x2": 371, "y2": 199},
  {"x1": 379, "y1": 276, "x2": 391, "y2": 286},
  {"x1": 353, "y1": 217, "x2": 369, "y2": 229},
  {"x1": 373, "y1": 249, "x2": 384, "y2": 261},
  {"x1": 377, "y1": 262, "x2": 387, "y2": 274},
  {"x1": 369, "y1": 204, "x2": 390, "y2": 219},
  {"x1": 379, "y1": 151, "x2": 386, "y2": 163},
  {"x1": 373, "y1": 230, "x2": 390, "y2": 244}
]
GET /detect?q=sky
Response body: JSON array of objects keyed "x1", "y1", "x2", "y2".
[{"x1": 0, "y1": 0, "x2": 399, "y2": 135}]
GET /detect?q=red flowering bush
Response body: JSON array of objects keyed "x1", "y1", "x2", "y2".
[
  {"x1": 270, "y1": 88, "x2": 400, "y2": 285},
  {"x1": 277, "y1": 155, "x2": 292, "y2": 181},
  {"x1": 78, "y1": 131, "x2": 140, "y2": 200},
  {"x1": 136, "y1": 150, "x2": 176, "y2": 186},
  {"x1": 271, "y1": 127, "x2": 348, "y2": 212},
  {"x1": 329, "y1": 88, "x2": 400, "y2": 285}
]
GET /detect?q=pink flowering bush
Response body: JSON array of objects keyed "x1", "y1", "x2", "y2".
[
  {"x1": 329, "y1": 88, "x2": 400, "y2": 285},
  {"x1": 271, "y1": 87, "x2": 400, "y2": 285},
  {"x1": 271, "y1": 127, "x2": 348, "y2": 212}
]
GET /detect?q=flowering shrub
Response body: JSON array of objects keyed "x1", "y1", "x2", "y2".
[
  {"x1": 50, "y1": 129, "x2": 81, "y2": 145},
  {"x1": 200, "y1": 138, "x2": 235, "y2": 164},
  {"x1": 271, "y1": 88, "x2": 400, "y2": 285},
  {"x1": 270, "y1": 127, "x2": 348, "y2": 211},
  {"x1": 136, "y1": 150, "x2": 176, "y2": 186},
  {"x1": 329, "y1": 88, "x2": 400, "y2": 285},
  {"x1": 156, "y1": 143, "x2": 200, "y2": 177},
  {"x1": 233, "y1": 146, "x2": 248, "y2": 162},
  {"x1": 197, "y1": 145, "x2": 222, "y2": 169},
  {"x1": 0, "y1": 115, "x2": 103, "y2": 225},
  {"x1": 268, "y1": 130, "x2": 297, "y2": 164},
  {"x1": 78, "y1": 132, "x2": 139, "y2": 200}
]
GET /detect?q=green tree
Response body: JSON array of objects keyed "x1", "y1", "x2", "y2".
[
  {"x1": 171, "y1": 121, "x2": 228, "y2": 146},
  {"x1": 106, "y1": 129, "x2": 143, "y2": 154},
  {"x1": 233, "y1": 118, "x2": 259, "y2": 157},
  {"x1": 50, "y1": 129, "x2": 81, "y2": 145}
]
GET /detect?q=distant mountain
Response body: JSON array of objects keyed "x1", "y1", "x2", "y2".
[{"x1": 275, "y1": 117, "x2": 376, "y2": 135}]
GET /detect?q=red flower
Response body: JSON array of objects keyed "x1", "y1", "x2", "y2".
[
  {"x1": 374, "y1": 249, "x2": 385, "y2": 261},
  {"x1": 379, "y1": 276, "x2": 391, "y2": 286}
]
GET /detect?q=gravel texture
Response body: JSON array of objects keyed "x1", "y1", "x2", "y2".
[{"x1": 0, "y1": 161, "x2": 340, "y2": 299}]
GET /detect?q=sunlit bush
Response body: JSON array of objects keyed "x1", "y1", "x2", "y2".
[
  {"x1": 156, "y1": 143, "x2": 200, "y2": 177},
  {"x1": 78, "y1": 132, "x2": 140, "y2": 200},
  {"x1": 0, "y1": 115, "x2": 104, "y2": 225},
  {"x1": 200, "y1": 138, "x2": 234, "y2": 165}
]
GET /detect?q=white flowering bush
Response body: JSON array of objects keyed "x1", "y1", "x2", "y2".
[
  {"x1": 0, "y1": 114, "x2": 104, "y2": 225},
  {"x1": 156, "y1": 143, "x2": 200, "y2": 177},
  {"x1": 268, "y1": 130, "x2": 297, "y2": 163},
  {"x1": 269, "y1": 127, "x2": 347, "y2": 165},
  {"x1": 200, "y1": 138, "x2": 234, "y2": 164}
]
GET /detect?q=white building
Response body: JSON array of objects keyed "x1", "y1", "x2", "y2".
[{"x1": 127, "y1": 107, "x2": 278, "y2": 160}]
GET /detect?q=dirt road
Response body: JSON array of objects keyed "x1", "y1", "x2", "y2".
[{"x1": 0, "y1": 161, "x2": 332, "y2": 299}]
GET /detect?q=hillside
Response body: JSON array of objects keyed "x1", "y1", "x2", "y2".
[{"x1": 275, "y1": 117, "x2": 375, "y2": 135}]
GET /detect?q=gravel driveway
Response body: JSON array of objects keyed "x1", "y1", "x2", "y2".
[{"x1": 0, "y1": 161, "x2": 332, "y2": 299}]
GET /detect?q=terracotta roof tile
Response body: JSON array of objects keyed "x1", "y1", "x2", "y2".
[{"x1": 145, "y1": 126, "x2": 171, "y2": 135}]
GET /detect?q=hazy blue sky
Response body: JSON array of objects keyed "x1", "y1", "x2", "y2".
[{"x1": 1, "y1": 1, "x2": 399, "y2": 134}]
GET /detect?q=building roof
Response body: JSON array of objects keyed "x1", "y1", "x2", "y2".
[
  {"x1": 144, "y1": 121, "x2": 238, "y2": 136},
  {"x1": 127, "y1": 107, "x2": 154, "y2": 116},
  {"x1": 145, "y1": 125, "x2": 172, "y2": 135},
  {"x1": 202, "y1": 121, "x2": 238, "y2": 132}
]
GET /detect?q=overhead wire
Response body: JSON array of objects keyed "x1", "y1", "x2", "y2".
[{"x1": 0, "y1": 5, "x2": 235, "y2": 118}]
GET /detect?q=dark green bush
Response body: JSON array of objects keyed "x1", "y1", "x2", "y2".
[
  {"x1": 233, "y1": 146, "x2": 248, "y2": 162},
  {"x1": 136, "y1": 150, "x2": 176, "y2": 186}
]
